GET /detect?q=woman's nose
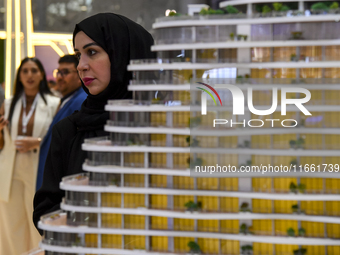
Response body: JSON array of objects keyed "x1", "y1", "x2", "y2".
[{"x1": 77, "y1": 56, "x2": 89, "y2": 72}]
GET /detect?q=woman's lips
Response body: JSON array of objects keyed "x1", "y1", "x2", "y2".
[{"x1": 83, "y1": 77, "x2": 95, "y2": 86}]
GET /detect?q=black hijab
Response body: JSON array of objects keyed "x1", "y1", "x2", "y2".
[{"x1": 72, "y1": 13, "x2": 155, "y2": 131}]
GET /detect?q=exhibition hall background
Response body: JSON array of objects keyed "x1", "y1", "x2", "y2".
[{"x1": 0, "y1": 0, "x2": 211, "y2": 97}]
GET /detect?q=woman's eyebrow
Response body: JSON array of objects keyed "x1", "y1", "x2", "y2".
[{"x1": 74, "y1": 42, "x2": 99, "y2": 52}]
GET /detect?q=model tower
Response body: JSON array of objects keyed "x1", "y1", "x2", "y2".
[{"x1": 39, "y1": 2, "x2": 340, "y2": 255}]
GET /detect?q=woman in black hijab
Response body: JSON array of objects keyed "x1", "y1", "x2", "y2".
[{"x1": 33, "y1": 13, "x2": 155, "y2": 233}]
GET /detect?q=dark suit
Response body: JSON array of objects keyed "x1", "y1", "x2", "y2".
[{"x1": 35, "y1": 88, "x2": 87, "y2": 190}]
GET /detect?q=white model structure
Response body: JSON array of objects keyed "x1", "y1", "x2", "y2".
[{"x1": 39, "y1": 1, "x2": 340, "y2": 255}]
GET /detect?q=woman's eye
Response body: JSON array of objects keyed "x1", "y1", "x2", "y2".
[
  {"x1": 31, "y1": 69, "x2": 38, "y2": 74},
  {"x1": 88, "y1": 49, "x2": 96, "y2": 56},
  {"x1": 75, "y1": 53, "x2": 81, "y2": 60}
]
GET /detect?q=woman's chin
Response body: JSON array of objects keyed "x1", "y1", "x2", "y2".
[
  {"x1": 88, "y1": 87, "x2": 107, "y2": 96},
  {"x1": 88, "y1": 89, "x2": 99, "y2": 95},
  {"x1": 23, "y1": 84, "x2": 39, "y2": 92}
]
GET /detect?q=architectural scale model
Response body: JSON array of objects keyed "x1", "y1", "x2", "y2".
[{"x1": 38, "y1": 1, "x2": 340, "y2": 254}]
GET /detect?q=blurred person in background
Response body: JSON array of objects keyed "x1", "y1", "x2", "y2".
[
  {"x1": 0, "y1": 57, "x2": 60, "y2": 254},
  {"x1": 36, "y1": 54, "x2": 87, "y2": 191},
  {"x1": 47, "y1": 79, "x2": 62, "y2": 98},
  {"x1": 0, "y1": 81, "x2": 4, "y2": 107}
]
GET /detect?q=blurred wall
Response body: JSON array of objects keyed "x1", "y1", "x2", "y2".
[{"x1": 32, "y1": 0, "x2": 208, "y2": 33}]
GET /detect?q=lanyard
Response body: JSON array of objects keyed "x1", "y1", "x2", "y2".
[{"x1": 22, "y1": 93, "x2": 39, "y2": 134}]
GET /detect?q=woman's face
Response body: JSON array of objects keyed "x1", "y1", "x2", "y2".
[
  {"x1": 19, "y1": 60, "x2": 43, "y2": 93},
  {"x1": 74, "y1": 31, "x2": 111, "y2": 95}
]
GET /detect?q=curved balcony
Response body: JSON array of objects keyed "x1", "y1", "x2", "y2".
[
  {"x1": 127, "y1": 84, "x2": 340, "y2": 93},
  {"x1": 82, "y1": 137, "x2": 340, "y2": 157},
  {"x1": 83, "y1": 163, "x2": 340, "y2": 179},
  {"x1": 39, "y1": 223, "x2": 340, "y2": 247},
  {"x1": 40, "y1": 211, "x2": 340, "y2": 252},
  {"x1": 152, "y1": 14, "x2": 340, "y2": 29},
  {"x1": 151, "y1": 39, "x2": 340, "y2": 51},
  {"x1": 104, "y1": 103, "x2": 340, "y2": 113},
  {"x1": 59, "y1": 203, "x2": 340, "y2": 224},
  {"x1": 128, "y1": 85, "x2": 191, "y2": 91},
  {"x1": 129, "y1": 77, "x2": 340, "y2": 87},
  {"x1": 128, "y1": 60, "x2": 340, "y2": 71},
  {"x1": 105, "y1": 126, "x2": 340, "y2": 136},
  {"x1": 219, "y1": 0, "x2": 338, "y2": 8},
  {"x1": 59, "y1": 182, "x2": 340, "y2": 202}
]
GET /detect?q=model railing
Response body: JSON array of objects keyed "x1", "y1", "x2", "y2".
[{"x1": 129, "y1": 77, "x2": 340, "y2": 86}]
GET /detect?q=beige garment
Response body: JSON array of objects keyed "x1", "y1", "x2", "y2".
[
  {"x1": 0, "y1": 152, "x2": 41, "y2": 254},
  {"x1": 0, "y1": 94, "x2": 59, "y2": 255},
  {"x1": 0, "y1": 127, "x2": 16, "y2": 202},
  {"x1": 0, "y1": 94, "x2": 60, "y2": 201}
]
